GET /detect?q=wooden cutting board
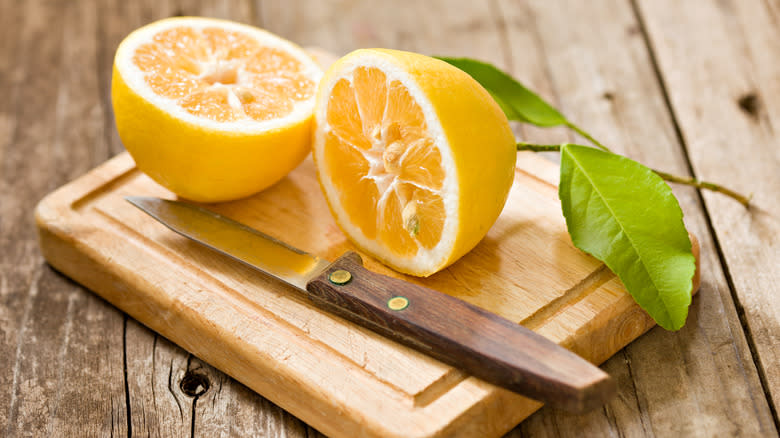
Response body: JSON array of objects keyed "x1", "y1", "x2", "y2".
[{"x1": 35, "y1": 150, "x2": 699, "y2": 438}]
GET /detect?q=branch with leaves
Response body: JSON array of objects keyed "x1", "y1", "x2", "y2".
[
  {"x1": 515, "y1": 143, "x2": 751, "y2": 206},
  {"x1": 436, "y1": 57, "x2": 749, "y2": 330}
]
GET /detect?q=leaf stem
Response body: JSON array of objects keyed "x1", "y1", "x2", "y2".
[
  {"x1": 515, "y1": 142, "x2": 563, "y2": 152},
  {"x1": 565, "y1": 121, "x2": 611, "y2": 152},
  {"x1": 516, "y1": 142, "x2": 751, "y2": 206},
  {"x1": 651, "y1": 170, "x2": 751, "y2": 207}
]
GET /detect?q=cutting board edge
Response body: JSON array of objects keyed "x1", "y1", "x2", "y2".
[
  {"x1": 32, "y1": 153, "x2": 528, "y2": 438},
  {"x1": 33, "y1": 151, "x2": 699, "y2": 438}
]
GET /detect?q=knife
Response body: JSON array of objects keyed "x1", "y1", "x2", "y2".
[{"x1": 127, "y1": 196, "x2": 615, "y2": 413}]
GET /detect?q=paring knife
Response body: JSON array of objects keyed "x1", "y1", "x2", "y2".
[{"x1": 127, "y1": 196, "x2": 615, "y2": 413}]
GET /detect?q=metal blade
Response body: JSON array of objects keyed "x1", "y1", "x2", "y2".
[{"x1": 126, "y1": 197, "x2": 330, "y2": 291}]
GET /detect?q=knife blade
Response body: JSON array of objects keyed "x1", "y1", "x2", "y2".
[{"x1": 127, "y1": 196, "x2": 615, "y2": 413}]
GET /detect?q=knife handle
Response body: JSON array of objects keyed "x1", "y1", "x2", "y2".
[{"x1": 305, "y1": 252, "x2": 615, "y2": 413}]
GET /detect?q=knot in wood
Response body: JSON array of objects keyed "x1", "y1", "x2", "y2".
[{"x1": 180, "y1": 371, "x2": 210, "y2": 397}]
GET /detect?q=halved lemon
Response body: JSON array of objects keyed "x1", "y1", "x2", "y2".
[
  {"x1": 313, "y1": 49, "x2": 516, "y2": 276},
  {"x1": 112, "y1": 17, "x2": 323, "y2": 202}
]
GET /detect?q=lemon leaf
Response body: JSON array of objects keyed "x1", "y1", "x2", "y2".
[
  {"x1": 559, "y1": 144, "x2": 696, "y2": 330},
  {"x1": 435, "y1": 57, "x2": 566, "y2": 126}
]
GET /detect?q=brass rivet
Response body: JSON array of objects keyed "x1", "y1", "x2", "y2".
[
  {"x1": 329, "y1": 269, "x2": 352, "y2": 285},
  {"x1": 387, "y1": 296, "x2": 409, "y2": 311}
]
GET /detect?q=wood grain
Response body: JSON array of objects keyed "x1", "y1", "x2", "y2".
[
  {"x1": 1, "y1": 1, "x2": 127, "y2": 436},
  {"x1": 2, "y1": 0, "x2": 778, "y2": 436},
  {"x1": 489, "y1": 1, "x2": 778, "y2": 436},
  {"x1": 636, "y1": 0, "x2": 780, "y2": 420}
]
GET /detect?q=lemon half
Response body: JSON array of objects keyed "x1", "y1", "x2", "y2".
[
  {"x1": 312, "y1": 49, "x2": 515, "y2": 276},
  {"x1": 112, "y1": 17, "x2": 323, "y2": 202}
]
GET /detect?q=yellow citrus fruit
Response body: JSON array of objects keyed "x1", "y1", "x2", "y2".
[
  {"x1": 112, "y1": 17, "x2": 323, "y2": 202},
  {"x1": 312, "y1": 49, "x2": 516, "y2": 276}
]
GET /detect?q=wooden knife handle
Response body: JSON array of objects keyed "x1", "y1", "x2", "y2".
[{"x1": 305, "y1": 252, "x2": 616, "y2": 413}]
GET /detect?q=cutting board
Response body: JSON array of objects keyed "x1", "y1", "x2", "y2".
[{"x1": 35, "y1": 150, "x2": 699, "y2": 438}]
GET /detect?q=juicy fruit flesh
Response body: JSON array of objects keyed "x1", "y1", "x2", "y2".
[
  {"x1": 324, "y1": 67, "x2": 446, "y2": 257},
  {"x1": 132, "y1": 26, "x2": 315, "y2": 122}
]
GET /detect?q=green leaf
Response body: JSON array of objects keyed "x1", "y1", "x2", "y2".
[
  {"x1": 558, "y1": 144, "x2": 695, "y2": 330},
  {"x1": 435, "y1": 57, "x2": 567, "y2": 127}
]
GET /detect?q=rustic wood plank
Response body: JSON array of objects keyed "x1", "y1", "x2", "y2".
[
  {"x1": 178, "y1": 0, "x2": 255, "y2": 22},
  {"x1": 493, "y1": 0, "x2": 777, "y2": 436},
  {"x1": 0, "y1": 0, "x2": 26, "y2": 430},
  {"x1": 636, "y1": 0, "x2": 780, "y2": 421},
  {"x1": 261, "y1": 0, "x2": 505, "y2": 60},
  {"x1": 4, "y1": 0, "x2": 774, "y2": 436},
  {"x1": 189, "y1": 356, "x2": 312, "y2": 437},
  {"x1": 486, "y1": 0, "x2": 571, "y2": 158},
  {"x1": 1, "y1": 0, "x2": 127, "y2": 436},
  {"x1": 96, "y1": 0, "x2": 154, "y2": 158},
  {"x1": 125, "y1": 324, "x2": 193, "y2": 436}
]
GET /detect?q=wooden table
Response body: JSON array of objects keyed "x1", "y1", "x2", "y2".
[{"x1": 2, "y1": 1, "x2": 778, "y2": 436}]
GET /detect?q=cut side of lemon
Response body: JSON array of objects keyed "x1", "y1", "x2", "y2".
[
  {"x1": 313, "y1": 49, "x2": 516, "y2": 276},
  {"x1": 112, "y1": 17, "x2": 323, "y2": 202}
]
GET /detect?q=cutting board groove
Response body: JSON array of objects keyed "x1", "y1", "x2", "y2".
[{"x1": 36, "y1": 151, "x2": 697, "y2": 438}]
